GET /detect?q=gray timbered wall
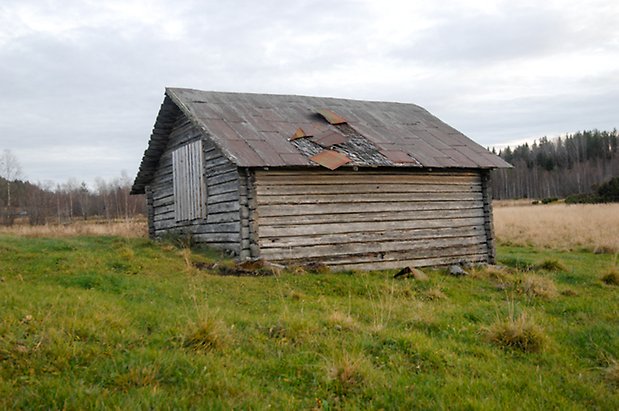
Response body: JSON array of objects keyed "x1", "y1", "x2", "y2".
[
  {"x1": 146, "y1": 113, "x2": 242, "y2": 252},
  {"x1": 252, "y1": 169, "x2": 491, "y2": 270}
]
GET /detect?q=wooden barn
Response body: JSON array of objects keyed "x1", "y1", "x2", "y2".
[{"x1": 131, "y1": 88, "x2": 511, "y2": 270}]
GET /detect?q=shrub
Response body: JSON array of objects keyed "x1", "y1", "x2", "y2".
[
  {"x1": 517, "y1": 275, "x2": 558, "y2": 299},
  {"x1": 535, "y1": 259, "x2": 566, "y2": 272},
  {"x1": 500, "y1": 257, "x2": 534, "y2": 271},
  {"x1": 541, "y1": 197, "x2": 559, "y2": 204},
  {"x1": 564, "y1": 176, "x2": 619, "y2": 204},
  {"x1": 601, "y1": 268, "x2": 619, "y2": 286},
  {"x1": 424, "y1": 288, "x2": 447, "y2": 301},
  {"x1": 565, "y1": 193, "x2": 600, "y2": 204},
  {"x1": 327, "y1": 311, "x2": 358, "y2": 331},
  {"x1": 183, "y1": 320, "x2": 228, "y2": 352},
  {"x1": 597, "y1": 176, "x2": 619, "y2": 202},
  {"x1": 326, "y1": 352, "x2": 370, "y2": 394},
  {"x1": 486, "y1": 311, "x2": 546, "y2": 353}
]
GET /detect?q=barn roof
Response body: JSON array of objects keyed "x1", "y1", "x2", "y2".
[{"x1": 132, "y1": 88, "x2": 511, "y2": 194}]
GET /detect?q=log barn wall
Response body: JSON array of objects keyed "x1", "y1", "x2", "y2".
[
  {"x1": 253, "y1": 169, "x2": 490, "y2": 270},
  {"x1": 147, "y1": 113, "x2": 242, "y2": 253}
]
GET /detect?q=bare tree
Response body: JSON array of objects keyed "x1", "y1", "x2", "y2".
[{"x1": 0, "y1": 149, "x2": 22, "y2": 208}]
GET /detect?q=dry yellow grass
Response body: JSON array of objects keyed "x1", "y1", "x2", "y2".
[
  {"x1": 0, "y1": 218, "x2": 147, "y2": 238},
  {"x1": 493, "y1": 203, "x2": 619, "y2": 253}
]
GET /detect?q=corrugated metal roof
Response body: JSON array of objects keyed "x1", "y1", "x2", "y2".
[{"x1": 132, "y1": 88, "x2": 511, "y2": 193}]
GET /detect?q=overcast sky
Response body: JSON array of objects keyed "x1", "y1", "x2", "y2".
[{"x1": 1, "y1": 0, "x2": 618, "y2": 187}]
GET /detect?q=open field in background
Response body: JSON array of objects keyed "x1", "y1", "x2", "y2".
[
  {"x1": 0, "y1": 218, "x2": 147, "y2": 238},
  {"x1": 494, "y1": 202, "x2": 619, "y2": 254},
  {"x1": 0, "y1": 236, "x2": 618, "y2": 409}
]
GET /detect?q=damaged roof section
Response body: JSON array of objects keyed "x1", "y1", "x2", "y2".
[
  {"x1": 132, "y1": 88, "x2": 512, "y2": 192},
  {"x1": 309, "y1": 150, "x2": 351, "y2": 170},
  {"x1": 316, "y1": 108, "x2": 347, "y2": 125}
]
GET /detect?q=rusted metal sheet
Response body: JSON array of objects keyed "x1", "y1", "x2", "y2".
[
  {"x1": 316, "y1": 108, "x2": 347, "y2": 125},
  {"x1": 290, "y1": 128, "x2": 308, "y2": 140},
  {"x1": 312, "y1": 130, "x2": 349, "y2": 148},
  {"x1": 309, "y1": 150, "x2": 351, "y2": 170}
]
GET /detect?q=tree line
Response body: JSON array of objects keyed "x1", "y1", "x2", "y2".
[
  {"x1": 0, "y1": 150, "x2": 145, "y2": 226},
  {"x1": 491, "y1": 129, "x2": 619, "y2": 199}
]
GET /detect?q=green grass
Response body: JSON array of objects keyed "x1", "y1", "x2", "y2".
[{"x1": 0, "y1": 236, "x2": 618, "y2": 409}]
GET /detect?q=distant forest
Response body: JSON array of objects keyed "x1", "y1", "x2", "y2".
[
  {"x1": 0, "y1": 174, "x2": 145, "y2": 226},
  {"x1": 491, "y1": 129, "x2": 619, "y2": 199}
]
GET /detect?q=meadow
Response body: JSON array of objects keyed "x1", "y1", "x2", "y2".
[
  {"x1": 494, "y1": 202, "x2": 619, "y2": 253},
  {"x1": 0, "y1": 203, "x2": 618, "y2": 409}
]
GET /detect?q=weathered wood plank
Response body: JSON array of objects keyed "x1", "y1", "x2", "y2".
[
  {"x1": 194, "y1": 221, "x2": 240, "y2": 234},
  {"x1": 209, "y1": 181, "x2": 239, "y2": 196},
  {"x1": 256, "y1": 169, "x2": 479, "y2": 180},
  {"x1": 259, "y1": 216, "x2": 485, "y2": 238},
  {"x1": 260, "y1": 234, "x2": 487, "y2": 260},
  {"x1": 259, "y1": 208, "x2": 483, "y2": 226},
  {"x1": 257, "y1": 200, "x2": 482, "y2": 217},
  {"x1": 208, "y1": 191, "x2": 240, "y2": 205},
  {"x1": 260, "y1": 225, "x2": 484, "y2": 248},
  {"x1": 273, "y1": 243, "x2": 488, "y2": 266},
  {"x1": 257, "y1": 191, "x2": 484, "y2": 205},
  {"x1": 207, "y1": 170, "x2": 239, "y2": 186},
  {"x1": 256, "y1": 183, "x2": 481, "y2": 196},
  {"x1": 335, "y1": 254, "x2": 489, "y2": 271}
]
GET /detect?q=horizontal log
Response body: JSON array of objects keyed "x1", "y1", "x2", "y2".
[
  {"x1": 259, "y1": 208, "x2": 483, "y2": 226},
  {"x1": 260, "y1": 234, "x2": 487, "y2": 260},
  {"x1": 208, "y1": 191, "x2": 239, "y2": 205},
  {"x1": 193, "y1": 232, "x2": 241, "y2": 244},
  {"x1": 209, "y1": 181, "x2": 239, "y2": 196},
  {"x1": 260, "y1": 225, "x2": 483, "y2": 248},
  {"x1": 256, "y1": 191, "x2": 483, "y2": 205},
  {"x1": 208, "y1": 201, "x2": 240, "y2": 214},
  {"x1": 257, "y1": 200, "x2": 482, "y2": 217},
  {"x1": 207, "y1": 170, "x2": 239, "y2": 186},
  {"x1": 256, "y1": 183, "x2": 481, "y2": 196},
  {"x1": 259, "y1": 216, "x2": 485, "y2": 237},
  {"x1": 271, "y1": 243, "x2": 488, "y2": 266},
  {"x1": 334, "y1": 254, "x2": 489, "y2": 271},
  {"x1": 255, "y1": 169, "x2": 480, "y2": 183},
  {"x1": 153, "y1": 187, "x2": 174, "y2": 201},
  {"x1": 256, "y1": 176, "x2": 479, "y2": 186},
  {"x1": 194, "y1": 221, "x2": 240, "y2": 234},
  {"x1": 153, "y1": 204, "x2": 175, "y2": 216}
]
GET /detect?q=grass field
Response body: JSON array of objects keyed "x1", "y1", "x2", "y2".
[
  {"x1": 494, "y1": 202, "x2": 619, "y2": 254},
  {"x1": 0, "y1": 235, "x2": 618, "y2": 409}
]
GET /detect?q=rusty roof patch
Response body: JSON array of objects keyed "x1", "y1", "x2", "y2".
[
  {"x1": 309, "y1": 150, "x2": 351, "y2": 170},
  {"x1": 313, "y1": 130, "x2": 349, "y2": 148},
  {"x1": 290, "y1": 127, "x2": 309, "y2": 140},
  {"x1": 317, "y1": 108, "x2": 347, "y2": 125}
]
